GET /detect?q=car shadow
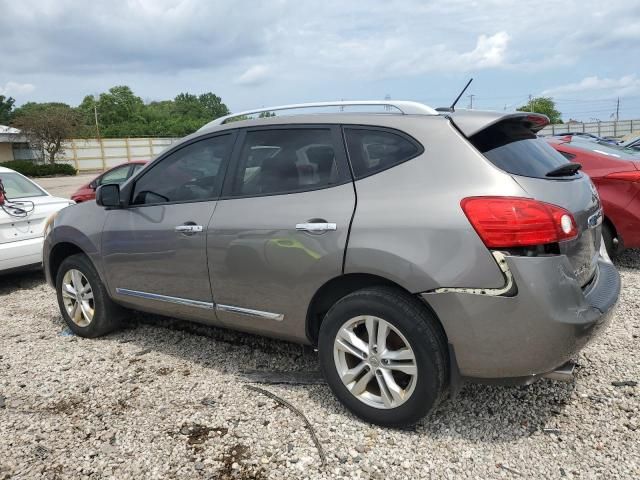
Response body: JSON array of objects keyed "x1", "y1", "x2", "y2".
[
  {"x1": 0, "y1": 268, "x2": 45, "y2": 295},
  {"x1": 47, "y1": 306, "x2": 579, "y2": 442},
  {"x1": 7, "y1": 249, "x2": 634, "y2": 441}
]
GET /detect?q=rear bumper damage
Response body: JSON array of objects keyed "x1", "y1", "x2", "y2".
[{"x1": 422, "y1": 253, "x2": 620, "y2": 383}]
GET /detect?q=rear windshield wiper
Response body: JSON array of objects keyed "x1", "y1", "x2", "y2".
[{"x1": 546, "y1": 162, "x2": 582, "y2": 177}]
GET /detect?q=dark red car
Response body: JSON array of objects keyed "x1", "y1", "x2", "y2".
[
  {"x1": 546, "y1": 136, "x2": 640, "y2": 255},
  {"x1": 71, "y1": 161, "x2": 147, "y2": 203}
]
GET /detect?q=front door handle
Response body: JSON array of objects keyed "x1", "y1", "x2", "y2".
[
  {"x1": 175, "y1": 224, "x2": 203, "y2": 235},
  {"x1": 295, "y1": 222, "x2": 337, "y2": 233}
]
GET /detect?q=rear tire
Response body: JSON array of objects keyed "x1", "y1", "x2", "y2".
[
  {"x1": 318, "y1": 286, "x2": 448, "y2": 427},
  {"x1": 56, "y1": 254, "x2": 124, "y2": 338},
  {"x1": 602, "y1": 223, "x2": 618, "y2": 258}
]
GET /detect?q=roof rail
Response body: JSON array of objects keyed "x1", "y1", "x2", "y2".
[{"x1": 199, "y1": 100, "x2": 438, "y2": 130}]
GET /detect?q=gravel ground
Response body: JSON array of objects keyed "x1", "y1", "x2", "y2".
[{"x1": 1, "y1": 253, "x2": 639, "y2": 479}]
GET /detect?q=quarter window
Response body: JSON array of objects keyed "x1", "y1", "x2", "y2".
[
  {"x1": 231, "y1": 129, "x2": 339, "y2": 196},
  {"x1": 130, "y1": 163, "x2": 145, "y2": 175},
  {"x1": 131, "y1": 135, "x2": 231, "y2": 205},
  {"x1": 344, "y1": 128, "x2": 421, "y2": 179}
]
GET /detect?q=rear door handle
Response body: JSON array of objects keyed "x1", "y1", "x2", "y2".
[
  {"x1": 175, "y1": 224, "x2": 203, "y2": 234},
  {"x1": 295, "y1": 222, "x2": 337, "y2": 233}
]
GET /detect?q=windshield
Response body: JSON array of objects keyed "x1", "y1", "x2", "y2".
[
  {"x1": 0, "y1": 172, "x2": 47, "y2": 198},
  {"x1": 569, "y1": 137, "x2": 640, "y2": 159}
]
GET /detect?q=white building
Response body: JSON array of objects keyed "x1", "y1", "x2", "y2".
[{"x1": 0, "y1": 125, "x2": 37, "y2": 162}]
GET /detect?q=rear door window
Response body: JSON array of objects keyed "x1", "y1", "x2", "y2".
[
  {"x1": 344, "y1": 128, "x2": 422, "y2": 179},
  {"x1": 470, "y1": 121, "x2": 573, "y2": 178}
]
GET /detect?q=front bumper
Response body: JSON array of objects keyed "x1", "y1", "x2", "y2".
[
  {"x1": 422, "y1": 254, "x2": 620, "y2": 379},
  {"x1": 0, "y1": 237, "x2": 44, "y2": 273}
]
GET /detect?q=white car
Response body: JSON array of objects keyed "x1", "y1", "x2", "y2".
[{"x1": 0, "y1": 166, "x2": 73, "y2": 273}]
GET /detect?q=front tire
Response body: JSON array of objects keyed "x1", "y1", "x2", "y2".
[
  {"x1": 318, "y1": 287, "x2": 448, "y2": 427},
  {"x1": 56, "y1": 254, "x2": 124, "y2": 338}
]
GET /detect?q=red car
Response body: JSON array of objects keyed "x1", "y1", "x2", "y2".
[
  {"x1": 71, "y1": 161, "x2": 147, "y2": 203},
  {"x1": 547, "y1": 136, "x2": 640, "y2": 255}
]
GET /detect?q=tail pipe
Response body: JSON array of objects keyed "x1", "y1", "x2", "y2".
[{"x1": 542, "y1": 360, "x2": 576, "y2": 382}]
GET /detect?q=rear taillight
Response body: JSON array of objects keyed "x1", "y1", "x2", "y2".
[
  {"x1": 461, "y1": 196, "x2": 578, "y2": 248},
  {"x1": 605, "y1": 171, "x2": 640, "y2": 182}
]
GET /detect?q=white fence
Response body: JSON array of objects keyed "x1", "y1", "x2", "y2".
[
  {"x1": 57, "y1": 137, "x2": 180, "y2": 172},
  {"x1": 539, "y1": 119, "x2": 640, "y2": 138}
]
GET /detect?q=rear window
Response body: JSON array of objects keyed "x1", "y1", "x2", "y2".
[
  {"x1": 0, "y1": 172, "x2": 46, "y2": 198},
  {"x1": 470, "y1": 121, "x2": 573, "y2": 179}
]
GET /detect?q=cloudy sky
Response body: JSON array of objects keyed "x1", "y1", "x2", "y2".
[{"x1": 1, "y1": 0, "x2": 639, "y2": 121}]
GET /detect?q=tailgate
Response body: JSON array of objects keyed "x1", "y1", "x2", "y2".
[
  {"x1": 455, "y1": 110, "x2": 601, "y2": 287},
  {"x1": 511, "y1": 174, "x2": 601, "y2": 286}
]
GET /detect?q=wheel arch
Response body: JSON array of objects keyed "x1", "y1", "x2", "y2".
[
  {"x1": 305, "y1": 272, "x2": 448, "y2": 347},
  {"x1": 48, "y1": 242, "x2": 87, "y2": 284},
  {"x1": 603, "y1": 215, "x2": 619, "y2": 240}
]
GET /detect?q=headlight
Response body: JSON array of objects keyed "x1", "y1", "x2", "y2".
[{"x1": 43, "y1": 212, "x2": 58, "y2": 239}]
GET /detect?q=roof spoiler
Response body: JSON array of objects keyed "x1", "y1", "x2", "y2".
[{"x1": 443, "y1": 110, "x2": 550, "y2": 137}]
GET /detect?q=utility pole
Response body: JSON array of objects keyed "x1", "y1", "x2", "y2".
[
  {"x1": 616, "y1": 97, "x2": 620, "y2": 121},
  {"x1": 93, "y1": 98, "x2": 106, "y2": 171},
  {"x1": 467, "y1": 94, "x2": 475, "y2": 109},
  {"x1": 93, "y1": 104, "x2": 101, "y2": 140},
  {"x1": 528, "y1": 94, "x2": 535, "y2": 112}
]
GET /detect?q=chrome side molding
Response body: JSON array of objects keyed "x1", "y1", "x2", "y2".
[
  {"x1": 115, "y1": 288, "x2": 214, "y2": 310},
  {"x1": 216, "y1": 304, "x2": 284, "y2": 322},
  {"x1": 114, "y1": 288, "x2": 283, "y2": 320}
]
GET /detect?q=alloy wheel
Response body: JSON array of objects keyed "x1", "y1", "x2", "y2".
[
  {"x1": 61, "y1": 269, "x2": 95, "y2": 327},
  {"x1": 333, "y1": 315, "x2": 418, "y2": 409}
]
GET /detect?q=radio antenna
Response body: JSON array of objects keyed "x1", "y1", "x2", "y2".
[{"x1": 450, "y1": 78, "x2": 473, "y2": 111}]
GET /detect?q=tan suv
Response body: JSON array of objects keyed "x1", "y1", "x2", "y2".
[{"x1": 44, "y1": 101, "x2": 620, "y2": 426}]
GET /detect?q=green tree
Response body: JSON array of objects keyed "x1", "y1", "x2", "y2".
[
  {"x1": 12, "y1": 103, "x2": 81, "y2": 163},
  {"x1": 96, "y1": 86, "x2": 145, "y2": 127},
  {"x1": 198, "y1": 92, "x2": 229, "y2": 119},
  {"x1": 0, "y1": 95, "x2": 15, "y2": 124},
  {"x1": 174, "y1": 93, "x2": 204, "y2": 117},
  {"x1": 13, "y1": 86, "x2": 231, "y2": 139},
  {"x1": 517, "y1": 97, "x2": 563, "y2": 124}
]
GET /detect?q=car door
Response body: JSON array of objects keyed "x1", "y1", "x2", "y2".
[
  {"x1": 207, "y1": 125, "x2": 356, "y2": 342},
  {"x1": 101, "y1": 133, "x2": 235, "y2": 323}
]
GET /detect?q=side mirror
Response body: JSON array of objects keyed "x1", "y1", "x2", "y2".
[
  {"x1": 89, "y1": 180, "x2": 98, "y2": 190},
  {"x1": 96, "y1": 184, "x2": 121, "y2": 208}
]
